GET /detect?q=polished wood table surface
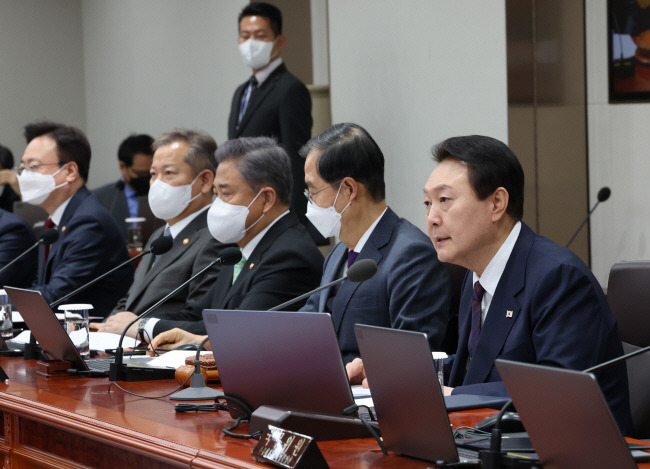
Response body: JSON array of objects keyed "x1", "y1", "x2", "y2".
[
  {"x1": 0, "y1": 356, "x2": 647, "y2": 468},
  {"x1": 0, "y1": 356, "x2": 498, "y2": 469}
]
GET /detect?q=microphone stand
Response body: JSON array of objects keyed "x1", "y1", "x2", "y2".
[
  {"x1": 169, "y1": 336, "x2": 222, "y2": 400},
  {"x1": 0, "y1": 240, "x2": 44, "y2": 276},
  {"x1": 109, "y1": 256, "x2": 231, "y2": 382},
  {"x1": 268, "y1": 276, "x2": 349, "y2": 311}
]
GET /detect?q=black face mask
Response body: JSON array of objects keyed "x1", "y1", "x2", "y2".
[{"x1": 128, "y1": 175, "x2": 151, "y2": 196}]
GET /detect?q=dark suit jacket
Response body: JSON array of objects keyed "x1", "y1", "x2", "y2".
[
  {"x1": 34, "y1": 187, "x2": 134, "y2": 316},
  {"x1": 93, "y1": 180, "x2": 129, "y2": 239},
  {"x1": 152, "y1": 212, "x2": 323, "y2": 336},
  {"x1": 0, "y1": 185, "x2": 20, "y2": 213},
  {"x1": 300, "y1": 208, "x2": 452, "y2": 364},
  {"x1": 0, "y1": 209, "x2": 37, "y2": 288},
  {"x1": 110, "y1": 210, "x2": 230, "y2": 319},
  {"x1": 228, "y1": 64, "x2": 324, "y2": 243},
  {"x1": 446, "y1": 222, "x2": 633, "y2": 435}
]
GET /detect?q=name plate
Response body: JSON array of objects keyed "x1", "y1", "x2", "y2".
[{"x1": 252, "y1": 425, "x2": 328, "y2": 469}]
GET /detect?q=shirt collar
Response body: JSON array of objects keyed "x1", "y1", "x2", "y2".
[
  {"x1": 254, "y1": 57, "x2": 283, "y2": 86},
  {"x1": 167, "y1": 205, "x2": 209, "y2": 239},
  {"x1": 241, "y1": 210, "x2": 289, "y2": 260},
  {"x1": 50, "y1": 195, "x2": 74, "y2": 226},
  {"x1": 350, "y1": 208, "x2": 387, "y2": 254},
  {"x1": 472, "y1": 221, "x2": 522, "y2": 297}
]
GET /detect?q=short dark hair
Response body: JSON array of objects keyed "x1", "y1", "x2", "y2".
[
  {"x1": 299, "y1": 123, "x2": 386, "y2": 202},
  {"x1": 118, "y1": 134, "x2": 154, "y2": 166},
  {"x1": 431, "y1": 135, "x2": 524, "y2": 221},
  {"x1": 215, "y1": 137, "x2": 292, "y2": 206},
  {"x1": 153, "y1": 129, "x2": 217, "y2": 176},
  {"x1": 239, "y1": 2, "x2": 282, "y2": 36},
  {"x1": 0, "y1": 144, "x2": 14, "y2": 170},
  {"x1": 24, "y1": 121, "x2": 91, "y2": 182}
]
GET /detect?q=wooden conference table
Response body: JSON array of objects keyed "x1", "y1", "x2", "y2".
[{"x1": 0, "y1": 356, "x2": 647, "y2": 469}]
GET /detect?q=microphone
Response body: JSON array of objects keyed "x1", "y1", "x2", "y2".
[
  {"x1": 565, "y1": 186, "x2": 611, "y2": 248},
  {"x1": 267, "y1": 259, "x2": 378, "y2": 312},
  {"x1": 49, "y1": 235, "x2": 173, "y2": 309},
  {"x1": 109, "y1": 247, "x2": 242, "y2": 382},
  {"x1": 583, "y1": 343, "x2": 650, "y2": 374},
  {"x1": 0, "y1": 228, "x2": 59, "y2": 276}
]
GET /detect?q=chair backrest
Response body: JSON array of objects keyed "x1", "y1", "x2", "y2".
[
  {"x1": 623, "y1": 342, "x2": 650, "y2": 438},
  {"x1": 13, "y1": 201, "x2": 47, "y2": 239},
  {"x1": 607, "y1": 261, "x2": 650, "y2": 347}
]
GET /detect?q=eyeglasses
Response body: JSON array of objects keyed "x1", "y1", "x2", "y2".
[
  {"x1": 16, "y1": 162, "x2": 62, "y2": 176},
  {"x1": 303, "y1": 185, "x2": 330, "y2": 203},
  {"x1": 303, "y1": 180, "x2": 343, "y2": 204}
]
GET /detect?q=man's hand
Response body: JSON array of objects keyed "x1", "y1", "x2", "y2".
[
  {"x1": 149, "y1": 328, "x2": 208, "y2": 351},
  {"x1": 90, "y1": 312, "x2": 139, "y2": 338},
  {"x1": 443, "y1": 386, "x2": 454, "y2": 396},
  {"x1": 346, "y1": 357, "x2": 369, "y2": 388},
  {"x1": 0, "y1": 170, "x2": 20, "y2": 195}
]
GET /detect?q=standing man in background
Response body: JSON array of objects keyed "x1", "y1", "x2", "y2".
[
  {"x1": 93, "y1": 133, "x2": 155, "y2": 241},
  {"x1": 228, "y1": 2, "x2": 324, "y2": 243}
]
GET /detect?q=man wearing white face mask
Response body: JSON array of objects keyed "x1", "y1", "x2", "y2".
[
  {"x1": 300, "y1": 123, "x2": 453, "y2": 364},
  {"x1": 16, "y1": 121, "x2": 133, "y2": 315},
  {"x1": 143, "y1": 137, "x2": 323, "y2": 339},
  {"x1": 92, "y1": 130, "x2": 231, "y2": 340},
  {"x1": 228, "y1": 3, "x2": 322, "y2": 245}
]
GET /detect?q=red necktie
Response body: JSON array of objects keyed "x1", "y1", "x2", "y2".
[
  {"x1": 43, "y1": 218, "x2": 56, "y2": 267},
  {"x1": 468, "y1": 281, "x2": 485, "y2": 358}
]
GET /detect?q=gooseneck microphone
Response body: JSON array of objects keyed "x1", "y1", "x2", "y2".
[
  {"x1": 49, "y1": 235, "x2": 173, "y2": 309},
  {"x1": 566, "y1": 186, "x2": 611, "y2": 248},
  {"x1": 0, "y1": 228, "x2": 59, "y2": 276},
  {"x1": 109, "y1": 247, "x2": 242, "y2": 382},
  {"x1": 267, "y1": 259, "x2": 378, "y2": 312}
]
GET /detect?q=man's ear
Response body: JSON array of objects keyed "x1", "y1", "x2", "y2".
[
  {"x1": 491, "y1": 187, "x2": 510, "y2": 222},
  {"x1": 261, "y1": 187, "x2": 277, "y2": 213}
]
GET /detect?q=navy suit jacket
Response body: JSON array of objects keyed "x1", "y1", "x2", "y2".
[
  {"x1": 152, "y1": 212, "x2": 324, "y2": 336},
  {"x1": 0, "y1": 209, "x2": 37, "y2": 288},
  {"x1": 446, "y1": 222, "x2": 633, "y2": 435},
  {"x1": 34, "y1": 187, "x2": 134, "y2": 315},
  {"x1": 300, "y1": 208, "x2": 452, "y2": 364},
  {"x1": 228, "y1": 64, "x2": 324, "y2": 244}
]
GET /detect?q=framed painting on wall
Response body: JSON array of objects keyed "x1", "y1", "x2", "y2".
[{"x1": 609, "y1": 0, "x2": 650, "y2": 101}]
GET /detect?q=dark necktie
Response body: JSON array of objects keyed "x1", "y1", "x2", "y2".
[
  {"x1": 238, "y1": 75, "x2": 259, "y2": 123},
  {"x1": 347, "y1": 250, "x2": 359, "y2": 268},
  {"x1": 468, "y1": 281, "x2": 485, "y2": 358},
  {"x1": 43, "y1": 218, "x2": 56, "y2": 267}
]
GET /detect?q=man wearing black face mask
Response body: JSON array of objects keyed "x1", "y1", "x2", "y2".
[{"x1": 93, "y1": 134, "x2": 155, "y2": 241}]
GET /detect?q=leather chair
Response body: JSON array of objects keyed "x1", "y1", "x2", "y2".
[
  {"x1": 606, "y1": 261, "x2": 650, "y2": 347},
  {"x1": 622, "y1": 342, "x2": 650, "y2": 438}
]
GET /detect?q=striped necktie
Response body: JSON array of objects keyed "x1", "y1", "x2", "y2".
[{"x1": 468, "y1": 281, "x2": 485, "y2": 358}]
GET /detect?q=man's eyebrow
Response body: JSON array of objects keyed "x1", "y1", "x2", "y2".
[{"x1": 423, "y1": 184, "x2": 452, "y2": 194}]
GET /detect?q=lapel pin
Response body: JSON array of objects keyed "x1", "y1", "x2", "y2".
[
  {"x1": 61, "y1": 226, "x2": 66, "y2": 232},
  {"x1": 249, "y1": 263, "x2": 254, "y2": 270},
  {"x1": 506, "y1": 310, "x2": 513, "y2": 318},
  {"x1": 183, "y1": 238, "x2": 189, "y2": 245}
]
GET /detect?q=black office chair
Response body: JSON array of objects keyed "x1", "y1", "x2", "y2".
[
  {"x1": 622, "y1": 342, "x2": 650, "y2": 438},
  {"x1": 607, "y1": 261, "x2": 650, "y2": 347}
]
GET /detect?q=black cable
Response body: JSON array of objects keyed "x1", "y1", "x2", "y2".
[
  {"x1": 175, "y1": 404, "x2": 219, "y2": 413},
  {"x1": 108, "y1": 372, "x2": 192, "y2": 399}
]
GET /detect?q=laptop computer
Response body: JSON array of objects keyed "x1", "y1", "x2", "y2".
[
  {"x1": 496, "y1": 359, "x2": 644, "y2": 469},
  {"x1": 4, "y1": 286, "x2": 166, "y2": 377},
  {"x1": 354, "y1": 324, "x2": 484, "y2": 463},
  {"x1": 202, "y1": 309, "x2": 355, "y2": 415},
  {"x1": 354, "y1": 324, "x2": 527, "y2": 464}
]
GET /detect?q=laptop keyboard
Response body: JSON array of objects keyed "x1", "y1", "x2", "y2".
[{"x1": 84, "y1": 357, "x2": 114, "y2": 372}]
